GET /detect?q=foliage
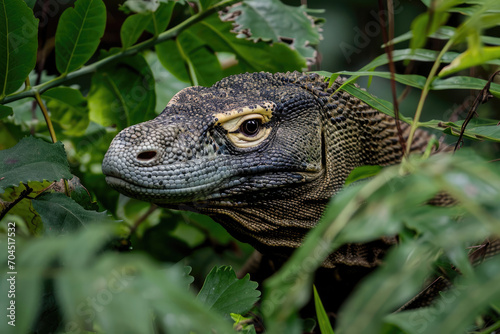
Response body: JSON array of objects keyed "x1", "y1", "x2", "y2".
[{"x1": 0, "y1": 0, "x2": 499, "y2": 334}]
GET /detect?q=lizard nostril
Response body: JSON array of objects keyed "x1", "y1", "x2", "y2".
[{"x1": 137, "y1": 150, "x2": 157, "y2": 161}]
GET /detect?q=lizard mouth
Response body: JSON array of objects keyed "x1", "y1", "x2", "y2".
[
  {"x1": 104, "y1": 175, "x2": 226, "y2": 203},
  {"x1": 104, "y1": 167, "x2": 324, "y2": 204}
]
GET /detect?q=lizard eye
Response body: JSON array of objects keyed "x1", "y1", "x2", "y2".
[
  {"x1": 240, "y1": 119, "x2": 261, "y2": 137},
  {"x1": 214, "y1": 104, "x2": 274, "y2": 148}
]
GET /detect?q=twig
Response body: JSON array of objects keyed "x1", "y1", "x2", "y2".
[
  {"x1": 128, "y1": 204, "x2": 158, "y2": 236},
  {"x1": 453, "y1": 70, "x2": 499, "y2": 152},
  {"x1": 378, "y1": 0, "x2": 406, "y2": 154},
  {"x1": 0, "y1": 184, "x2": 34, "y2": 221}
]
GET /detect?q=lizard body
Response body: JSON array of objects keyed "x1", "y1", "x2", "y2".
[{"x1": 102, "y1": 71, "x2": 438, "y2": 268}]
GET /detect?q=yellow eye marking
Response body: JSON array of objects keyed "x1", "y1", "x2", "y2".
[{"x1": 213, "y1": 103, "x2": 275, "y2": 148}]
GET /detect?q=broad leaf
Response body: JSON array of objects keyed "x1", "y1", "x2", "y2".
[
  {"x1": 225, "y1": 0, "x2": 321, "y2": 58},
  {"x1": 144, "y1": 51, "x2": 189, "y2": 114},
  {"x1": 32, "y1": 192, "x2": 114, "y2": 235},
  {"x1": 145, "y1": 2, "x2": 176, "y2": 35},
  {"x1": 121, "y1": 13, "x2": 151, "y2": 49},
  {"x1": 156, "y1": 31, "x2": 223, "y2": 86},
  {"x1": 197, "y1": 266, "x2": 261, "y2": 316},
  {"x1": 0, "y1": 0, "x2": 38, "y2": 98},
  {"x1": 0, "y1": 104, "x2": 13, "y2": 119},
  {"x1": 55, "y1": 0, "x2": 106, "y2": 74},
  {"x1": 0, "y1": 137, "x2": 72, "y2": 193},
  {"x1": 42, "y1": 87, "x2": 90, "y2": 136},
  {"x1": 88, "y1": 51, "x2": 156, "y2": 130}
]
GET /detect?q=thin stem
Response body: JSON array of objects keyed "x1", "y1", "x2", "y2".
[
  {"x1": 1, "y1": 0, "x2": 237, "y2": 104},
  {"x1": 405, "y1": 38, "x2": 454, "y2": 156},
  {"x1": 34, "y1": 89, "x2": 57, "y2": 143}
]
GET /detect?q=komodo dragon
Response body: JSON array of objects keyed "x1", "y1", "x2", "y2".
[
  {"x1": 102, "y1": 71, "x2": 469, "y2": 313},
  {"x1": 103, "y1": 71, "x2": 435, "y2": 267}
]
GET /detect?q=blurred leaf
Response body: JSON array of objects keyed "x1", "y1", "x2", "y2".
[
  {"x1": 198, "y1": 0, "x2": 218, "y2": 11},
  {"x1": 313, "y1": 285, "x2": 334, "y2": 334},
  {"x1": 121, "y1": 13, "x2": 151, "y2": 49},
  {"x1": 0, "y1": 105, "x2": 13, "y2": 119},
  {"x1": 0, "y1": 137, "x2": 72, "y2": 193},
  {"x1": 122, "y1": 0, "x2": 160, "y2": 13},
  {"x1": 439, "y1": 46, "x2": 500, "y2": 77},
  {"x1": 32, "y1": 192, "x2": 115, "y2": 235},
  {"x1": 410, "y1": 11, "x2": 450, "y2": 51},
  {"x1": 88, "y1": 51, "x2": 156, "y2": 130},
  {"x1": 197, "y1": 266, "x2": 261, "y2": 317},
  {"x1": 136, "y1": 220, "x2": 193, "y2": 262},
  {"x1": 225, "y1": 0, "x2": 321, "y2": 58},
  {"x1": 55, "y1": 0, "x2": 106, "y2": 74},
  {"x1": 42, "y1": 87, "x2": 90, "y2": 136},
  {"x1": 345, "y1": 165, "x2": 383, "y2": 186},
  {"x1": 0, "y1": 0, "x2": 38, "y2": 98}
]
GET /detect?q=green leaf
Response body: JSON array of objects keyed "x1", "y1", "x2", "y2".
[
  {"x1": 120, "y1": 13, "x2": 151, "y2": 49},
  {"x1": 431, "y1": 76, "x2": 500, "y2": 98},
  {"x1": 340, "y1": 83, "x2": 412, "y2": 122},
  {"x1": 0, "y1": 0, "x2": 38, "y2": 98},
  {"x1": 122, "y1": 0, "x2": 160, "y2": 13},
  {"x1": 157, "y1": 13, "x2": 306, "y2": 86},
  {"x1": 225, "y1": 0, "x2": 321, "y2": 58},
  {"x1": 0, "y1": 137, "x2": 72, "y2": 193},
  {"x1": 145, "y1": 2, "x2": 176, "y2": 35},
  {"x1": 42, "y1": 87, "x2": 90, "y2": 136},
  {"x1": 0, "y1": 104, "x2": 13, "y2": 119},
  {"x1": 55, "y1": 0, "x2": 106, "y2": 74},
  {"x1": 156, "y1": 32, "x2": 223, "y2": 86},
  {"x1": 197, "y1": 266, "x2": 261, "y2": 316},
  {"x1": 198, "y1": 0, "x2": 218, "y2": 11},
  {"x1": 88, "y1": 51, "x2": 156, "y2": 130},
  {"x1": 32, "y1": 192, "x2": 115, "y2": 235},
  {"x1": 335, "y1": 71, "x2": 500, "y2": 98},
  {"x1": 335, "y1": 244, "x2": 438, "y2": 333},
  {"x1": 345, "y1": 165, "x2": 383, "y2": 186},
  {"x1": 144, "y1": 51, "x2": 189, "y2": 114},
  {"x1": 337, "y1": 71, "x2": 427, "y2": 90},
  {"x1": 410, "y1": 11, "x2": 450, "y2": 50},
  {"x1": 439, "y1": 46, "x2": 500, "y2": 77},
  {"x1": 313, "y1": 285, "x2": 334, "y2": 334}
]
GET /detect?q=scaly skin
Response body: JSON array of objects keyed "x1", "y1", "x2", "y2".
[{"x1": 102, "y1": 71, "x2": 435, "y2": 268}]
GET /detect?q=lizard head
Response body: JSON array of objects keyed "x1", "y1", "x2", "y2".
[
  {"x1": 103, "y1": 71, "x2": 428, "y2": 262},
  {"x1": 103, "y1": 72, "x2": 329, "y2": 206}
]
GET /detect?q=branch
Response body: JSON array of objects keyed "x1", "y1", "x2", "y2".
[{"x1": 1, "y1": 0, "x2": 237, "y2": 104}]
